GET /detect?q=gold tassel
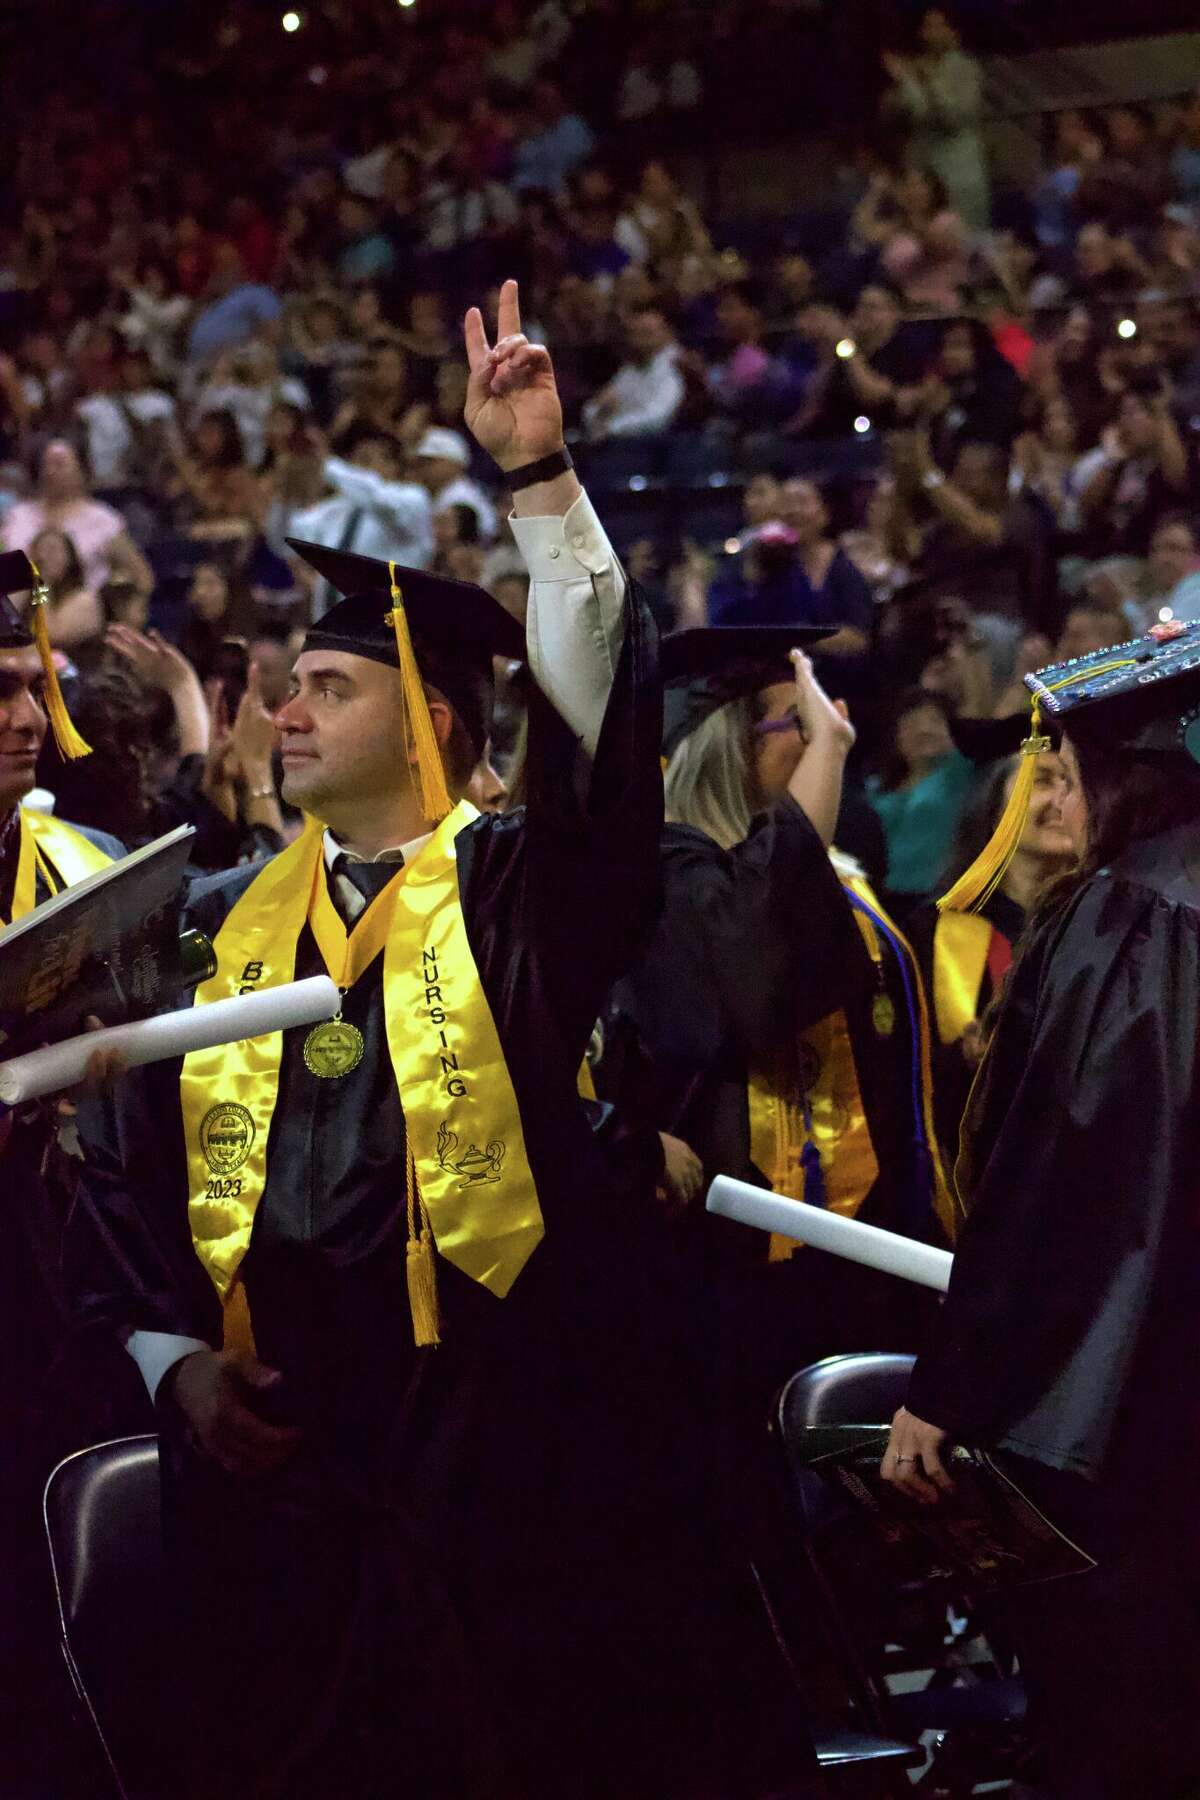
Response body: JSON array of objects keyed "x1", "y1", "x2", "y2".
[
  {"x1": 387, "y1": 562, "x2": 451, "y2": 822},
  {"x1": 406, "y1": 1151, "x2": 441, "y2": 1348},
  {"x1": 938, "y1": 701, "x2": 1048, "y2": 915},
  {"x1": 28, "y1": 563, "x2": 91, "y2": 760}
]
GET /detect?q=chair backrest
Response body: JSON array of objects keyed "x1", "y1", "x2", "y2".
[
  {"x1": 778, "y1": 1352, "x2": 917, "y2": 1434},
  {"x1": 775, "y1": 1353, "x2": 916, "y2": 1533},
  {"x1": 44, "y1": 1436, "x2": 174, "y2": 1800}
]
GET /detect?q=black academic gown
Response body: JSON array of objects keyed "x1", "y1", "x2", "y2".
[
  {"x1": 67, "y1": 606, "x2": 816, "y2": 1800},
  {"x1": 0, "y1": 818, "x2": 148, "y2": 1794},
  {"x1": 603, "y1": 805, "x2": 939, "y2": 1439},
  {"x1": 907, "y1": 826, "x2": 1200, "y2": 1799}
]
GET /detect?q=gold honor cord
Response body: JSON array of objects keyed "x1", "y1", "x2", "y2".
[
  {"x1": 3, "y1": 810, "x2": 114, "y2": 926},
  {"x1": 180, "y1": 802, "x2": 543, "y2": 1348}
]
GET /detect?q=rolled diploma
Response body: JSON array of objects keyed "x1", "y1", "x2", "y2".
[
  {"x1": 706, "y1": 1175, "x2": 953, "y2": 1293},
  {"x1": 0, "y1": 975, "x2": 341, "y2": 1106}
]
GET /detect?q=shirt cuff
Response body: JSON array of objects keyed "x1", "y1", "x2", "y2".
[
  {"x1": 126, "y1": 1329, "x2": 209, "y2": 1404},
  {"x1": 508, "y1": 489, "x2": 614, "y2": 580}
]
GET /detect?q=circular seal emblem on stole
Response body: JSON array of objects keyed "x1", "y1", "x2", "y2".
[{"x1": 199, "y1": 1102, "x2": 256, "y2": 1175}]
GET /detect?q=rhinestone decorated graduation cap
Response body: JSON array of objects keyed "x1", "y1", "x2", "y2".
[
  {"x1": 287, "y1": 539, "x2": 525, "y2": 819},
  {"x1": 941, "y1": 618, "x2": 1200, "y2": 913},
  {"x1": 662, "y1": 624, "x2": 834, "y2": 756},
  {"x1": 0, "y1": 550, "x2": 90, "y2": 759}
]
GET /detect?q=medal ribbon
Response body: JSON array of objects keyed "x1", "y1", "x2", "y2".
[
  {"x1": 180, "y1": 802, "x2": 544, "y2": 1323},
  {"x1": 2, "y1": 810, "x2": 114, "y2": 926}
]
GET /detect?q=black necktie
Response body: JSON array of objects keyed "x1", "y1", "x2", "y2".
[{"x1": 331, "y1": 853, "x2": 399, "y2": 924}]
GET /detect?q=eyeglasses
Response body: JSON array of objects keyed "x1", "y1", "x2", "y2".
[{"x1": 753, "y1": 714, "x2": 807, "y2": 742}]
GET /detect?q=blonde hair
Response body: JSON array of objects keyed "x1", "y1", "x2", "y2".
[{"x1": 664, "y1": 695, "x2": 757, "y2": 849}]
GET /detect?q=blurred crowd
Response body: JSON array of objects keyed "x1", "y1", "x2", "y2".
[{"x1": 7, "y1": 0, "x2": 1200, "y2": 908}]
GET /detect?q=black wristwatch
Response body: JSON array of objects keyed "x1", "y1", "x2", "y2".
[{"x1": 506, "y1": 447, "x2": 574, "y2": 491}]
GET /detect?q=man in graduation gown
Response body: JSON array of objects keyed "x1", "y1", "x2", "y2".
[
  {"x1": 0, "y1": 554, "x2": 134, "y2": 1793},
  {"x1": 68, "y1": 285, "x2": 817, "y2": 1799},
  {"x1": 884, "y1": 623, "x2": 1200, "y2": 1797}
]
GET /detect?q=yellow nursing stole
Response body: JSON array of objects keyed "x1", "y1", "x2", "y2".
[
  {"x1": 932, "y1": 911, "x2": 993, "y2": 1045},
  {"x1": 2, "y1": 809, "x2": 114, "y2": 925},
  {"x1": 179, "y1": 802, "x2": 543, "y2": 1332}
]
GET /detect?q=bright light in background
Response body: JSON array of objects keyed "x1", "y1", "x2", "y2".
[
  {"x1": 1160, "y1": 606, "x2": 1175, "y2": 623},
  {"x1": 1117, "y1": 317, "x2": 1137, "y2": 340},
  {"x1": 835, "y1": 338, "x2": 856, "y2": 360},
  {"x1": 724, "y1": 538, "x2": 741, "y2": 555},
  {"x1": 853, "y1": 415, "x2": 871, "y2": 435},
  {"x1": 398, "y1": 0, "x2": 417, "y2": 8},
  {"x1": 282, "y1": 11, "x2": 302, "y2": 32}
]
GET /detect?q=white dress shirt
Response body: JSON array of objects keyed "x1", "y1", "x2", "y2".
[
  {"x1": 291, "y1": 458, "x2": 436, "y2": 611},
  {"x1": 127, "y1": 486, "x2": 628, "y2": 1401},
  {"x1": 582, "y1": 346, "x2": 684, "y2": 440}
]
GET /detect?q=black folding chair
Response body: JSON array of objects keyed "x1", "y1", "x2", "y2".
[
  {"x1": 43, "y1": 1435, "x2": 177, "y2": 1800},
  {"x1": 773, "y1": 1354, "x2": 1028, "y2": 1797}
]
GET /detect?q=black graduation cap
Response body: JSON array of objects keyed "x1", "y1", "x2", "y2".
[
  {"x1": 1026, "y1": 619, "x2": 1200, "y2": 762},
  {"x1": 0, "y1": 550, "x2": 35, "y2": 648},
  {"x1": 661, "y1": 624, "x2": 833, "y2": 756},
  {"x1": 948, "y1": 712, "x2": 1027, "y2": 766},
  {"x1": 286, "y1": 540, "x2": 525, "y2": 799}
]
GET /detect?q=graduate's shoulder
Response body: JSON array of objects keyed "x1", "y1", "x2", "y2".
[
  {"x1": 661, "y1": 799, "x2": 826, "y2": 888},
  {"x1": 1039, "y1": 838, "x2": 1200, "y2": 1004},
  {"x1": 1104, "y1": 821, "x2": 1200, "y2": 917},
  {"x1": 183, "y1": 855, "x2": 280, "y2": 930},
  {"x1": 56, "y1": 819, "x2": 127, "y2": 861}
]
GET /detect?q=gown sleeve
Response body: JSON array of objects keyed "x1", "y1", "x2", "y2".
[
  {"x1": 464, "y1": 575, "x2": 663, "y2": 1068},
  {"x1": 907, "y1": 871, "x2": 1200, "y2": 1477}
]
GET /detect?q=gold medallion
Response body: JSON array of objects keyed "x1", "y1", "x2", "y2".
[
  {"x1": 303, "y1": 1018, "x2": 366, "y2": 1079},
  {"x1": 872, "y1": 993, "x2": 896, "y2": 1038}
]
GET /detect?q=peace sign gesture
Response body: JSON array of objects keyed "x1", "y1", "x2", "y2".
[{"x1": 463, "y1": 279, "x2": 563, "y2": 473}]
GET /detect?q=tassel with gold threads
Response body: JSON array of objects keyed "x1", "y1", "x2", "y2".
[
  {"x1": 387, "y1": 561, "x2": 452, "y2": 822},
  {"x1": 938, "y1": 702, "x2": 1048, "y2": 915},
  {"x1": 405, "y1": 1150, "x2": 441, "y2": 1347},
  {"x1": 28, "y1": 561, "x2": 91, "y2": 760}
]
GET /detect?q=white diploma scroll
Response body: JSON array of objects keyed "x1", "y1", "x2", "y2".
[
  {"x1": 706, "y1": 1175, "x2": 953, "y2": 1293},
  {"x1": 0, "y1": 975, "x2": 341, "y2": 1106}
]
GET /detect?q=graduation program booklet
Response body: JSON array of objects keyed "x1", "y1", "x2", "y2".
[
  {"x1": 0, "y1": 825, "x2": 199, "y2": 1054},
  {"x1": 797, "y1": 1426, "x2": 1096, "y2": 1591}
]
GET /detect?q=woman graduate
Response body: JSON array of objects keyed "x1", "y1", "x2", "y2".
[
  {"x1": 884, "y1": 620, "x2": 1200, "y2": 1798},
  {"x1": 603, "y1": 626, "x2": 954, "y2": 1414},
  {"x1": 906, "y1": 747, "x2": 1074, "y2": 1162}
]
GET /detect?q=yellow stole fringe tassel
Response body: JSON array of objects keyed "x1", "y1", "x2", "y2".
[
  {"x1": 28, "y1": 562, "x2": 91, "y2": 760},
  {"x1": 938, "y1": 701, "x2": 1047, "y2": 915},
  {"x1": 387, "y1": 561, "x2": 452, "y2": 822},
  {"x1": 406, "y1": 1149, "x2": 442, "y2": 1347}
]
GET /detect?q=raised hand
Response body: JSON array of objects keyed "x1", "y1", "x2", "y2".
[
  {"x1": 790, "y1": 650, "x2": 856, "y2": 754},
  {"x1": 463, "y1": 278, "x2": 563, "y2": 473},
  {"x1": 229, "y1": 662, "x2": 278, "y2": 783},
  {"x1": 105, "y1": 624, "x2": 198, "y2": 697}
]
